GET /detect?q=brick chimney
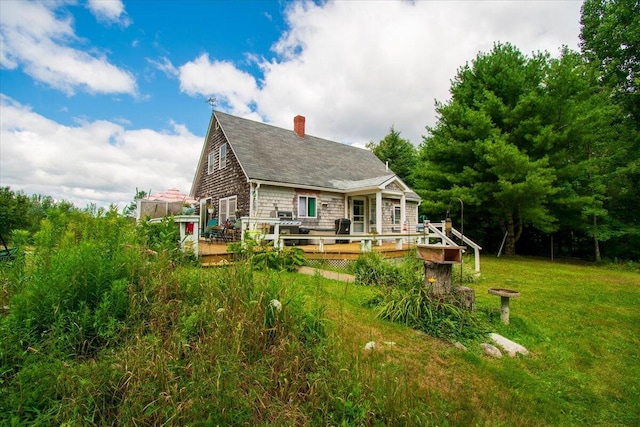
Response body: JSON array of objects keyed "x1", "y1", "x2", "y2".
[{"x1": 294, "y1": 115, "x2": 305, "y2": 138}]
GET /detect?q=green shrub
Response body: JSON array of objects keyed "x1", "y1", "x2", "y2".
[
  {"x1": 2, "y1": 210, "x2": 144, "y2": 361},
  {"x1": 228, "y1": 237, "x2": 306, "y2": 271},
  {"x1": 135, "y1": 216, "x2": 197, "y2": 265},
  {"x1": 352, "y1": 252, "x2": 402, "y2": 286},
  {"x1": 0, "y1": 204, "x2": 461, "y2": 425}
]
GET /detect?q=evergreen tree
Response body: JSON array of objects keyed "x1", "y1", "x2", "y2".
[
  {"x1": 580, "y1": 0, "x2": 640, "y2": 260},
  {"x1": 0, "y1": 187, "x2": 31, "y2": 241},
  {"x1": 366, "y1": 126, "x2": 417, "y2": 186},
  {"x1": 415, "y1": 43, "x2": 557, "y2": 255}
]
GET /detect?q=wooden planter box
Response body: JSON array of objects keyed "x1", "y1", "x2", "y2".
[{"x1": 416, "y1": 244, "x2": 463, "y2": 264}]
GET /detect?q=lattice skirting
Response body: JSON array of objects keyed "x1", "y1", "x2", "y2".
[{"x1": 306, "y1": 258, "x2": 352, "y2": 270}]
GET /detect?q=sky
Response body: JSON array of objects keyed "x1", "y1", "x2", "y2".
[{"x1": 0, "y1": 0, "x2": 584, "y2": 209}]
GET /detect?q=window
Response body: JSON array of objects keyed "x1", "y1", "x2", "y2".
[
  {"x1": 219, "y1": 143, "x2": 227, "y2": 169},
  {"x1": 218, "y1": 196, "x2": 237, "y2": 222},
  {"x1": 393, "y1": 205, "x2": 401, "y2": 225},
  {"x1": 298, "y1": 196, "x2": 317, "y2": 218},
  {"x1": 207, "y1": 151, "x2": 215, "y2": 174}
]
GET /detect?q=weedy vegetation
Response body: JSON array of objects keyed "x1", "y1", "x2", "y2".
[{"x1": 0, "y1": 208, "x2": 638, "y2": 426}]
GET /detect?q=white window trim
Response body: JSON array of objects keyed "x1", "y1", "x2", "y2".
[
  {"x1": 219, "y1": 143, "x2": 227, "y2": 170},
  {"x1": 393, "y1": 205, "x2": 401, "y2": 225},
  {"x1": 207, "y1": 151, "x2": 215, "y2": 174},
  {"x1": 298, "y1": 195, "x2": 317, "y2": 218},
  {"x1": 219, "y1": 195, "x2": 237, "y2": 222}
]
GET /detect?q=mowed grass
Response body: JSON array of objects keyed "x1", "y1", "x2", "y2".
[{"x1": 289, "y1": 256, "x2": 640, "y2": 426}]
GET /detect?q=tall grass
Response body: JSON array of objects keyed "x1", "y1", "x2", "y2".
[{"x1": 0, "y1": 211, "x2": 436, "y2": 425}]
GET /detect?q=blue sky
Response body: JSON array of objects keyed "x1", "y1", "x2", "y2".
[{"x1": 1, "y1": 0, "x2": 584, "y2": 208}]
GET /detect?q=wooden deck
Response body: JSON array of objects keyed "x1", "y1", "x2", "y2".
[
  {"x1": 196, "y1": 222, "x2": 482, "y2": 271},
  {"x1": 198, "y1": 238, "x2": 417, "y2": 266}
]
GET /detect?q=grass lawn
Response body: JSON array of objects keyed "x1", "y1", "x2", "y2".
[{"x1": 288, "y1": 256, "x2": 640, "y2": 426}]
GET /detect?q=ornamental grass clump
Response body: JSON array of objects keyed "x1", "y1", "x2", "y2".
[
  {"x1": 356, "y1": 253, "x2": 486, "y2": 341},
  {"x1": 373, "y1": 284, "x2": 486, "y2": 341}
]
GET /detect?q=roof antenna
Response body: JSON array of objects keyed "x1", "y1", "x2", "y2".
[{"x1": 205, "y1": 97, "x2": 217, "y2": 109}]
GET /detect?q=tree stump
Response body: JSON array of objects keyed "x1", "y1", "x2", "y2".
[
  {"x1": 424, "y1": 261, "x2": 453, "y2": 296},
  {"x1": 454, "y1": 286, "x2": 476, "y2": 311}
]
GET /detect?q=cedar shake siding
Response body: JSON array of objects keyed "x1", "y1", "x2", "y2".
[{"x1": 193, "y1": 118, "x2": 250, "y2": 217}]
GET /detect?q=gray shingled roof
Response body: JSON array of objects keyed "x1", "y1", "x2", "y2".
[
  {"x1": 216, "y1": 111, "x2": 392, "y2": 189},
  {"x1": 213, "y1": 111, "x2": 420, "y2": 201}
]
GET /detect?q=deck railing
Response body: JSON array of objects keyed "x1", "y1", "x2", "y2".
[{"x1": 238, "y1": 219, "x2": 482, "y2": 272}]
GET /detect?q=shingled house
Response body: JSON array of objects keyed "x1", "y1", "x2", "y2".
[{"x1": 190, "y1": 111, "x2": 421, "y2": 239}]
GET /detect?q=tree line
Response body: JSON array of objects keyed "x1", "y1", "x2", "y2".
[{"x1": 368, "y1": 0, "x2": 639, "y2": 260}]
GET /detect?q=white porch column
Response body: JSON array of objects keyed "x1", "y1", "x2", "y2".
[
  {"x1": 344, "y1": 194, "x2": 349, "y2": 218},
  {"x1": 250, "y1": 182, "x2": 260, "y2": 218},
  {"x1": 249, "y1": 182, "x2": 254, "y2": 217},
  {"x1": 401, "y1": 193, "x2": 406, "y2": 230},
  {"x1": 376, "y1": 191, "x2": 383, "y2": 235}
]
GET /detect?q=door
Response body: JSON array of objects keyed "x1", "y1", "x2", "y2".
[{"x1": 352, "y1": 199, "x2": 366, "y2": 233}]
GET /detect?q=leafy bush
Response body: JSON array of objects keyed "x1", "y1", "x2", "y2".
[
  {"x1": 2, "y1": 209, "x2": 144, "y2": 360},
  {"x1": 227, "y1": 237, "x2": 306, "y2": 271},
  {"x1": 135, "y1": 216, "x2": 197, "y2": 265},
  {"x1": 352, "y1": 252, "x2": 425, "y2": 289}
]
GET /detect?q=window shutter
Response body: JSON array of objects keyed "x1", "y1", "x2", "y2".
[{"x1": 308, "y1": 197, "x2": 316, "y2": 217}]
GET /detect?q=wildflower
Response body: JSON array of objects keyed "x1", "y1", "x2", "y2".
[
  {"x1": 270, "y1": 299, "x2": 282, "y2": 312},
  {"x1": 364, "y1": 341, "x2": 376, "y2": 351},
  {"x1": 428, "y1": 276, "x2": 436, "y2": 284}
]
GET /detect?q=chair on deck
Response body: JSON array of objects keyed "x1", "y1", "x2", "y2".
[
  {"x1": 219, "y1": 220, "x2": 236, "y2": 243},
  {"x1": 203, "y1": 219, "x2": 219, "y2": 242}
]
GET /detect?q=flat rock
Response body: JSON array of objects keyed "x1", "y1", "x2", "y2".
[
  {"x1": 481, "y1": 343, "x2": 502, "y2": 358},
  {"x1": 490, "y1": 333, "x2": 529, "y2": 357}
]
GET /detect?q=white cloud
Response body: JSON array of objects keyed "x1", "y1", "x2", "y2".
[
  {"x1": 178, "y1": 53, "x2": 260, "y2": 118},
  {"x1": 177, "y1": 0, "x2": 582, "y2": 146},
  {"x1": 87, "y1": 0, "x2": 130, "y2": 26},
  {"x1": 0, "y1": 95, "x2": 201, "y2": 208},
  {"x1": 0, "y1": 1, "x2": 136, "y2": 95},
  {"x1": 148, "y1": 56, "x2": 179, "y2": 78}
]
